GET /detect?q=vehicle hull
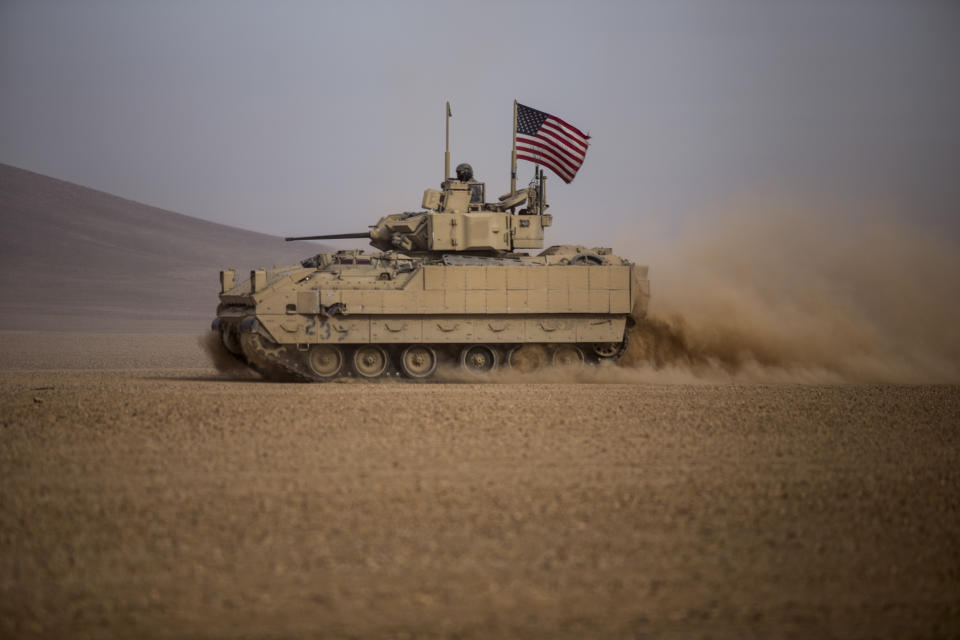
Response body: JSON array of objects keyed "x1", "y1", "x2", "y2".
[{"x1": 214, "y1": 247, "x2": 649, "y2": 380}]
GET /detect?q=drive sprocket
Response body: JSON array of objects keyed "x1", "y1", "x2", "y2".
[{"x1": 239, "y1": 333, "x2": 311, "y2": 382}]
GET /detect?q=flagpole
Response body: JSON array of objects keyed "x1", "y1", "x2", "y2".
[
  {"x1": 510, "y1": 99, "x2": 518, "y2": 195},
  {"x1": 444, "y1": 101, "x2": 452, "y2": 183}
]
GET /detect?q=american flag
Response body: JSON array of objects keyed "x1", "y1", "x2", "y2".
[{"x1": 515, "y1": 103, "x2": 590, "y2": 183}]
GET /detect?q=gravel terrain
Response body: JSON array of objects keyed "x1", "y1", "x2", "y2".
[{"x1": 2, "y1": 357, "x2": 958, "y2": 638}]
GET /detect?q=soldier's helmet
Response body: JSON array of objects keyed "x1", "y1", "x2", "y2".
[{"x1": 455, "y1": 163, "x2": 474, "y2": 182}]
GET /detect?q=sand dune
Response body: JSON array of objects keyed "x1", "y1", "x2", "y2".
[{"x1": 0, "y1": 164, "x2": 325, "y2": 331}]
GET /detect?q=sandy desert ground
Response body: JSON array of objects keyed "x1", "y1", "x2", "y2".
[{"x1": 2, "y1": 331, "x2": 959, "y2": 639}]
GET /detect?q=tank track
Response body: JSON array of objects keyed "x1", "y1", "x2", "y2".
[
  {"x1": 230, "y1": 330, "x2": 629, "y2": 382},
  {"x1": 239, "y1": 333, "x2": 316, "y2": 382}
]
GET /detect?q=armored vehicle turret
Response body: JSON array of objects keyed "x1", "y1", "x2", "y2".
[
  {"x1": 286, "y1": 160, "x2": 552, "y2": 254},
  {"x1": 212, "y1": 111, "x2": 649, "y2": 381}
]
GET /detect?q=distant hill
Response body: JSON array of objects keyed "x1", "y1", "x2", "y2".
[{"x1": 0, "y1": 164, "x2": 328, "y2": 331}]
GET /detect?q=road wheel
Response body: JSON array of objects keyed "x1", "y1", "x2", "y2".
[
  {"x1": 307, "y1": 344, "x2": 343, "y2": 379},
  {"x1": 552, "y1": 344, "x2": 585, "y2": 367},
  {"x1": 508, "y1": 345, "x2": 548, "y2": 373},
  {"x1": 400, "y1": 345, "x2": 438, "y2": 379},
  {"x1": 592, "y1": 342, "x2": 624, "y2": 359},
  {"x1": 220, "y1": 325, "x2": 243, "y2": 355},
  {"x1": 460, "y1": 344, "x2": 498, "y2": 374},
  {"x1": 353, "y1": 345, "x2": 389, "y2": 378}
]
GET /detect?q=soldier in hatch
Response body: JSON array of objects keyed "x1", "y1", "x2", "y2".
[{"x1": 455, "y1": 163, "x2": 484, "y2": 204}]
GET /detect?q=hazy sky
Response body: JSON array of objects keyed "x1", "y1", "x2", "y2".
[{"x1": 2, "y1": 0, "x2": 958, "y2": 252}]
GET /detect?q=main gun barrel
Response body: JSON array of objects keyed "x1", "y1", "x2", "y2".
[{"x1": 285, "y1": 232, "x2": 370, "y2": 242}]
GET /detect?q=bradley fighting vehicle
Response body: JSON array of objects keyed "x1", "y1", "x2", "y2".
[{"x1": 213, "y1": 117, "x2": 650, "y2": 381}]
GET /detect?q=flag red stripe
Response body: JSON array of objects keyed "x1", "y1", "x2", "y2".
[
  {"x1": 516, "y1": 141, "x2": 581, "y2": 179},
  {"x1": 516, "y1": 134, "x2": 585, "y2": 169},
  {"x1": 518, "y1": 159, "x2": 573, "y2": 183},
  {"x1": 517, "y1": 135, "x2": 583, "y2": 172},
  {"x1": 516, "y1": 148, "x2": 580, "y2": 183},
  {"x1": 542, "y1": 118, "x2": 589, "y2": 153},
  {"x1": 516, "y1": 149, "x2": 576, "y2": 180},
  {"x1": 544, "y1": 114, "x2": 589, "y2": 140},
  {"x1": 516, "y1": 150, "x2": 575, "y2": 183},
  {"x1": 516, "y1": 141, "x2": 580, "y2": 177},
  {"x1": 517, "y1": 153, "x2": 574, "y2": 183},
  {"x1": 526, "y1": 128, "x2": 587, "y2": 162}
]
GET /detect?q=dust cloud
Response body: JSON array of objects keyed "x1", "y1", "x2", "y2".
[
  {"x1": 197, "y1": 331, "x2": 256, "y2": 377},
  {"x1": 620, "y1": 203, "x2": 960, "y2": 383}
]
